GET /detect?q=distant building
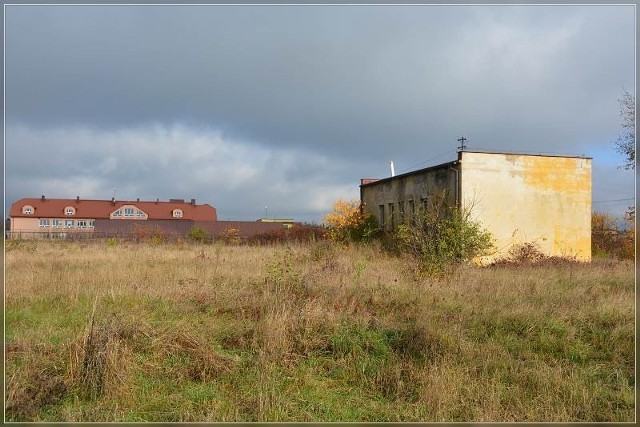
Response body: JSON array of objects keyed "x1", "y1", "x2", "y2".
[
  {"x1": 8, "y1": 196, "x2": 306, "y2": 240},
  {"x1": 256, "y1": 218, "x2": 296, "y2": 229},
  {"x1": 8, "y1": 196, "x2": 217, "y2": 239},
  {"x1": 360, "y1": 150, "x2": 592, "y2": 262}
]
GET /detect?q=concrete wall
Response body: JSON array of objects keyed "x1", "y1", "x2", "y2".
[
  {"x1": 360, "y1": 164, "x2": 457, "y2": 231},
  {"x1": 459, "y1": 151, "x2": 592, "y2": 262}
]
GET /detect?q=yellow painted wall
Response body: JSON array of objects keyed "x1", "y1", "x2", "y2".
[{"x1": 460, "y1": 151, "x2": 592, "y2": 262}]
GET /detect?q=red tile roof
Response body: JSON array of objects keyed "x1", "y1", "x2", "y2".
[{"x1": 10, "y1": 198, "x2": 217, "y2": 221}]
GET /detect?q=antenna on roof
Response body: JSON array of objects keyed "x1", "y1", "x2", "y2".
[
  {"x1": 112, "y1": 187, "x2": 116, "y2": 200},
  {"x1": 457, "y1": 136, "x2": 467, "y2": 151}
]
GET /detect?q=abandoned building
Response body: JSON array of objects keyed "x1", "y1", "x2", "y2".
[{"x1": 360, "y1": 150, "x2": 592, "y2": 262}]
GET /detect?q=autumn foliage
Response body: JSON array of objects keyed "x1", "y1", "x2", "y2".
[
  {"x1": 324, "y1": 199, "x2": 379, "y2": 243},
  {"x1": 592, "y1": 211, "x2": 634, "y2": 260}
]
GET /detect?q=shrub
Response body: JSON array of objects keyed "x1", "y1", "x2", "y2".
[
  {"x1": 325, "y1": 199, "x2": 380, "y2": 244},
  {"x1": 506, "y1": 241, "x2": 547, "y2": 263},
  {"x1": 220, "y1": 227, "x2": 243, "y2": 245},
  {"x1": 187, "y1": 226, "x2": 207, "y2": 243},
  {"x1": 248, "y1": 225, "x2": 328, "y2": 245},
  {"x1": 490, "y1": 241, "x2": 581, "y2": 267},
  {"x1": 132, "y1": 223, "x2": 150, "y2": 242},
  {"x1": 592, "y1": 211, "x2": 634, "y2": 260},
  {"x1": 392, "y1": 195, "x2": 494, "y2": 277}
]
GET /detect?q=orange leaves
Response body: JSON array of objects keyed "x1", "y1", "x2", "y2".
[{"x1": 324, "y1": 198, "x2": 373, "y2": 243}]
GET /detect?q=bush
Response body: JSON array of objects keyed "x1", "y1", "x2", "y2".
[
  {"x1": 248, "y1": 225, "x2": 328, "y2": 245},
  {"x1": 506, "y1": 241, "x2": 547, "y2": 263},
  {"x1": 592, "y1": 211, "x2": 634, "y2": 260},
  {"x1": 188, "y1": 226, "x2": 207, "y2": 243},
  {"x1": 490, "y1": 242, "x2": 582, "y2": 267},
  {"x1": 325, "y1": 199, "x2": 380, "y2": 244},
  {"x1": 392, "y1": 195, "x2": 494, "y2": 277},
  {"x1": 220, "y1": 227, "x2": 243, "y2": 245}
]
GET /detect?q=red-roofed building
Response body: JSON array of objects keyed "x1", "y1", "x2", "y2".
[{"x1": 8, "y1": 196, "x2": 217, "y2": 238}]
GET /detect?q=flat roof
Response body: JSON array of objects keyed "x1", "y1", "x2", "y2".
[
  {"x1": 360, "y1": 149, "x2": 592, "y2": 188},
  {"x1": 360, "y1": 160, "x2": 457, "y2": 187},
  {"x1": 461, "y1": 148, "x2": 592, "y2": 160}
]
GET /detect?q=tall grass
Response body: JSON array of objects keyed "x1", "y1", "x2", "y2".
[{"x1": 5, "y1": 239, "x2": 635, "y2": 421}]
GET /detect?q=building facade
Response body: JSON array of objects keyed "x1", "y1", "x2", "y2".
[
  {"x1": 360, "y1": 150, "x2": 592, "y2": 262},
  {"x1": 8, "y1": 197, "x2": 217, "y2": 239}
]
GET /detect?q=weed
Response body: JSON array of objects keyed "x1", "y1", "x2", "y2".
[
  {"x1": 6, "y1": 239, "x2": 37, "y2": 253},
  {"x1": 391, "y1": 193, "x2": 494, "y2": 277},
  {"x1": 4, "y1": 240, "x2": 634, "y2": 422}
]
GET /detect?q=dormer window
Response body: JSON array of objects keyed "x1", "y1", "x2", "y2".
[
  {"x1": 22, "y1": 205, "x2": 34, "y2": 215},
  {"x1": 172, "y1": 209, "x2": 183, "y2": 218},
  {"x1": 110, "y1": 205, "x2": 148, "y2": 220},
  {"x1": 65, "y1": 206, "x2": 76, "y2": 216}
]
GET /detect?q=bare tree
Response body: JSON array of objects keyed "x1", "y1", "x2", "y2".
[{"x1": 614, "y1": 90, "x2": 635, "y2": 170}]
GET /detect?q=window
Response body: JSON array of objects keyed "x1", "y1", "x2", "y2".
[
  {"x1": 89, "y1": 220, "x2": 95, "y2": 228},
  {"x1": 379, "y1": 205, "x2": 385, "y2": 229},
  {"x1": 64, "y1": 206, "x2": 75, "y2": 216},
  {"x1": 398, "y1": 201, "x2": 405, "y2": 223},
  {"x1": 22, "y1": 205, "x2": 33, "y2": 215},
  {"x1": 173, "y1": 209, "x2": 183, "y2": 218},
  {"x1": 408, "y1": 200, "x2": 415, "y2": 225},
  {"x1": 77, "y1": 220, "x2": 87, "y2": 228},
  {"x1": 389, "y1": 203, "x2": 395, "y2": 230},
  {"x1": 420, "y1": 197, "x2": 428, "y2": 211},
  {"x1": 52, "y1": 219, "x2": 63, "y2": 228},
  {"x1": 39, "y1": 219, "x2": 50, "y2": 228},
  {"x1": 112, "y1": 205, "x2": 146, "y2": 219},
  {"x1": 65, "y1": 220, "x2": 74, "y2": 228}
]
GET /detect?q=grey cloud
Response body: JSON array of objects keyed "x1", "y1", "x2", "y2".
[
  {"x1": 5, "y1": 123, "x2": 365, "y2": 222},
  {"x1": 4, "y1": 5, "x2": 636, "y2": 221}
]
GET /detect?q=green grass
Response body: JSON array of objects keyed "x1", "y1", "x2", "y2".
[{"x1": 4, "y1": 240, "x2": 635, "y2": 421}]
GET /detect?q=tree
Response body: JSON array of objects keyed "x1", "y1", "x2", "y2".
[
  {"x1": 614, "y1": 90, "x2": 635, "y2": 170},
  {"x1": 612, "y1": 90, "x2": 636, "y2": 221},
  {"x1": 592, "y1": 211, "x2": 634, "y2": 260},
  {"x1": 324, "y1": 198, "x2": 379, "y2": 243}
]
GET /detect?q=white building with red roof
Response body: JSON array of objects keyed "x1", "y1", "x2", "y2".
[{"x1": 8, "y1": 196, "x2": 217, "y2": 238}]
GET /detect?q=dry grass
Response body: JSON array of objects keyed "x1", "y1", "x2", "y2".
[{"x1": 4, "y1": 239, "x2": 635, "y2": 422}]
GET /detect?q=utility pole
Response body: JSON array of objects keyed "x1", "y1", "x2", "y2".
[{"x1": 457, "y1": 136, "x2": 467, "y2": 151}]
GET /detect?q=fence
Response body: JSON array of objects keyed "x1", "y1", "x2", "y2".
[
  {"x1": 6, "y1": 224, "x2": 328, "y2": 245},
  {"x1": 5, "y1": 231, "x2": 168, "y2": 242}
]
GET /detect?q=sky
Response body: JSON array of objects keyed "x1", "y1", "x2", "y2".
[{"x1": 4, "y1": 4, "x2": 636, "y2": 223}]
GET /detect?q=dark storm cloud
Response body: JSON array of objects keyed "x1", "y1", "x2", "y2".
[{"x1": 4, "y1": 4, "x2": 636, "y2": 221}]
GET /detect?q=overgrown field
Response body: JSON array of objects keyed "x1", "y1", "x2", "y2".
[{"x1": 4, "y1": 240, "x2": 635, "y2": 422}]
